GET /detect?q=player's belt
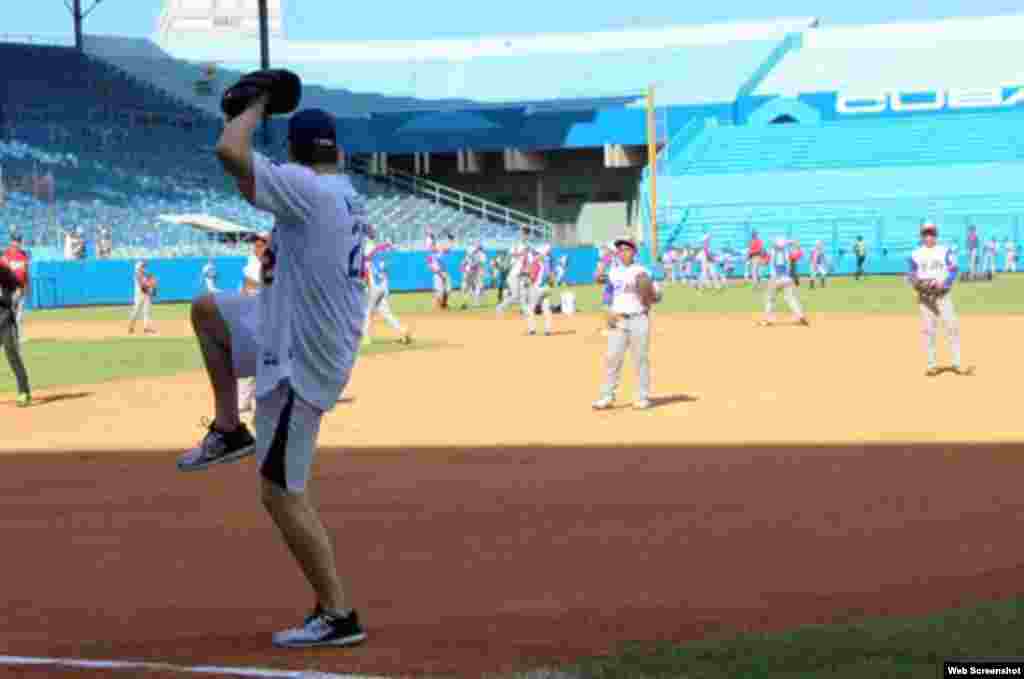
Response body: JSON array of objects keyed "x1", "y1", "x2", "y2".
[{"x1": 619, "y1": 312, "x2": 648, "y2": 319}]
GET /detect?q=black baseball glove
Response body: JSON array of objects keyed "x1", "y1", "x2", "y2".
[{"x1": 221, "y1": 69, "x2": 302, "y2": 120}]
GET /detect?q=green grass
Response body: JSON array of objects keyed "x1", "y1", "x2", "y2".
[
  {"x1": 0, "y1": 335, "x2": 440, "y2": 395},
  {"x1": 27, "y1": 274, "x2": 1024, "y2": 323},
  {"x1": 500, "y1": 596, "x2": 1024, "y2": 679}
]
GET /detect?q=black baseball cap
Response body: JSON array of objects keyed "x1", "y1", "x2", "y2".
[
  {"x1": 10, "y1": 233, "x2": 22, "y2": 243},
  {"x1": 920, "y1": 222, "x2": 938, "y2": 236},
  {"x1": 614, "y1": 238, "x2": 637, "y2": 251},
  {"x1": 288, "y1": 108, "x2": 337, "y2": 163}
]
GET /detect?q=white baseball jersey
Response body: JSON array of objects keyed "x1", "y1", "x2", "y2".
[
  {"x1": 251, "y1": 152, "x2": 367, "y2": 412},
  {"x1": 908, "y1": 244, "x2": 957, "y2": 286},
  {"x1": 608, "y1": 264, "x2": 651, "y2": 315}
]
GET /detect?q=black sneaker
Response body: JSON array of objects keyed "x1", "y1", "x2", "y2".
[
  {"x1": 273, "y1": 606, "x2": 367, "y2": 648},
  {"x1": 177, "y1": 420, "x2": 256, "y2": 472}
]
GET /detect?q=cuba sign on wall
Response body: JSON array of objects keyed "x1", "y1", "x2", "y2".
[{"x1": 837, "y1": 87, "x2": 1024, "y2": 115}]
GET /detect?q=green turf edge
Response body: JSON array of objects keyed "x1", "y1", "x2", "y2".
[
  {"x1": 0, "y1": 336, "x2": 443, "y2": 395},
  {"x1": 24, "y1": 274, "x2": 1024, "y2": 322},
  {"x1": 481, "y1": 596, "x2": 1024, "y2": 679}
]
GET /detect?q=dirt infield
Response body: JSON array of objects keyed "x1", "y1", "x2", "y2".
[
  {"x1": 3, "y1": 312, "x2": 1024, "y2": 677},
  {"x1": 4, "y1": 443, "x2": 1024, "y2": 678},
  {"x1": 6, "y1": 313, "x2": 1024, "y2": 450}
]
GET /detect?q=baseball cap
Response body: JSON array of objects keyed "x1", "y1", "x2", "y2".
[
  {"x1": 614, "y1": 238, "x2": 637, "y2": 251},
  {"x1": 254, "y1": 231, "x2": 270, "y2": 242},
  {"x1": 288, "y1": 109, "x2": 338, "y2": 163},
  {"x1": 10, "y1": 233, "x2": 22, "y2": 243},
  {"x1": 920, "y1": 222, "x2": 938, "y2": 235}
]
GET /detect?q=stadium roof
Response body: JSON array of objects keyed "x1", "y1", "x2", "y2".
[
  {"x1": 160, "y1": 18, "x2": 815, "y2": 106},
  {"x1": 756, "y1": 13, "x2": 1024, "y2": 96}
]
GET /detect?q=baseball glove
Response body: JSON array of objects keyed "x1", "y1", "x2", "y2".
[
  {"x1": 221, "y1": 69, "x2": 302, "y2": 120},
  {"x1": 912, "y1": 278, "x2": 944, "y2": 315}
]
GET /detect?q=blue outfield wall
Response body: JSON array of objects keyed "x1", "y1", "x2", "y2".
[{"x1": 23, "y1": 247, "x2": 605, "y2": 310}]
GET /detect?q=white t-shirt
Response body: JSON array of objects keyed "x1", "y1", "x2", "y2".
[
  {"x1": 608, "y1": 263, "x2": 651, "y2": 315},
  {"x1": 251, "y1": 152, "x2": 368, "y2": 412}
]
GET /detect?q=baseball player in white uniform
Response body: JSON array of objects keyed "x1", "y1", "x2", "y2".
[
  {"x1": 178, "y1": 104, "x2": 368, "y2": 648},
  {"x1": 495, "y1": 243, "x2": 527, "y2": 315},
  {"x1": 809, "y1": 240, "x2": 829, "y2": 289},
  {"x1": 522, "y1": 243, "x2": 554, "y2": 335},
  {"x1": 554, "y1": 254, "x2": 569, "y2": 287},
  {"x1": 1005, "y1": 239, "x2": 1018, "y2": 273},
  {"x1": 983, "y1": 238, "x2": 998, "y2": 279},
  {"x1": 127, "y1": 260, "x2": 155, "y2": 334},
  {"x1": 458, "y1": 242, "x2": 487, "y2": 309},
  {"x1": 593, "y1": 238, "x2": 660, "y2": 410},
  {"x1": 661, "y1": 249, "x2": 674, "y2": 284},
  {"x1": 698, "y1": 235, "x2": 725, "y2": 291},
  {"x1": 759, "y1": 238, "x2": 810, "y2": 327},
  {"x1": 237, "y1": 233, "x2": 269, "y2": 414},
  {"x1": 362, "y1": 238, "x2": 411, "y2": 345},
  {"x1": 201, "y1": 259, "x2": 220, "y2": 294},
  {"x1": 908, "y1": 223, "x2": 971, "y2": 376}
]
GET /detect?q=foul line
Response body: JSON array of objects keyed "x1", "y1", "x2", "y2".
[{"x1": 0, "y1": 655, "x2": 388, "y2": 679}]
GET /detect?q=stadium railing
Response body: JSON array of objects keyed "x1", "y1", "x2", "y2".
[{"x1": 348, "y1": 157, "x2": 555, "y2": 242}]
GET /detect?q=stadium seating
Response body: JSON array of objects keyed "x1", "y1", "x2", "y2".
[
  {"x1": 0, "y1": 40, "x2": 526, "y2": 259},
  {"x1": 665, "y1": 112, "x2": 1024, "y2": 176}
]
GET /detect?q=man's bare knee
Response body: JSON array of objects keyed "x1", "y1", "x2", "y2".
[{"x1": 192, "y1": 295, "x2": 230, "y2": 342}]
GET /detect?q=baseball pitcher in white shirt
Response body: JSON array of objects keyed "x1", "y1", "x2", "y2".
[{"x1": 178, "y1": 99, "x2": 369, "y2": 649}]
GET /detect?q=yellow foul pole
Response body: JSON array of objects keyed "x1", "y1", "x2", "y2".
[{"x1": 646, "y1": 84, "x2": 659, "y2": 262}]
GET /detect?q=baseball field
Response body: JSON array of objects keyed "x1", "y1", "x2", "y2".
[{"x1": 3, "y1": 274, "x2": 1023, "y2": 678}]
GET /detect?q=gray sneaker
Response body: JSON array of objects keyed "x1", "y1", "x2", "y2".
[{"x1": 177, "y1": 420, "x2": 256, "y2": 472}]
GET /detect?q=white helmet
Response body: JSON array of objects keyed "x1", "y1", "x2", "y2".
[{"x1": 775, "y1": 237, "x2": 786, "y2": 249}]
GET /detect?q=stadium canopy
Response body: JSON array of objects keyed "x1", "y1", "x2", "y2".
[
  {"x1": 158, "y1": 213, "x2": 257, "y2": 237},
  {"x1": 755, "y1": 13, "x2": 1024, "y2": 96},
  {"x1": 160, "y1": 18, "x2": 817, "y2": 109}
]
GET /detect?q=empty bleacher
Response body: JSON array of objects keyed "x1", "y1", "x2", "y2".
[{"x1": 668, "y1": 112, "x2": 1024, "y2": 176}]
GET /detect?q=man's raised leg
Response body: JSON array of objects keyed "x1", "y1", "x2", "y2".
[{"x1": 177, "y1": 294, "x2": 255, "y2": 471}]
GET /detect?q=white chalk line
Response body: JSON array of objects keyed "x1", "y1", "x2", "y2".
[{"x1": 0, "y1": 654, "x2": 389, "y2": 679}]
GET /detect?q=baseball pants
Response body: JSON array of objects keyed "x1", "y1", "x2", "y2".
[
  {"x1": 13, "y1": 291, "x2": 26, "y2": 340},
  {"x1": 522, "y1": 284, "x2": 552, "y2": 334},
  {"x1": 129, "y1": 293, "x2": 152, "y2": 330},
  {"x1": 764, "y1": 278, "x2": 804, "y2": 319},
  {"x1": 363, "y1": 285, "x2": 403, "y2": 335},
  {"x1": 1007, "y1": 255, "x2": 1018, "y2": 273},
  {"x1": 599, "y1": 314, "x2": 650, "y2": 403},
  {"x1": 0, "y1": 305, "x2": 30, "y2": 395},
  {"x1": 968, "y1": 249, "x2": 979, "y2": 279},
  {"x1": 855, "y1": 256, "x2": 866, "y2": 280},
  {"x1": 920, "y1": 294, "x2": 961, "y2": 370},
  {"x1": 700, "y1": 263, "x2": 724, "y2": 289},
  {"x1": 496, "y1": 275, "x2": 523, "y2": 313}
]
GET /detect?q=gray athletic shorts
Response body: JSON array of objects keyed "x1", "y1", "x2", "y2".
[
  {"x1": 253, "y1": 381, "x2": 325, "y2": 494},
  {"x1": 213, "y1": 292, "x2": 324, "y2": 494}
]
